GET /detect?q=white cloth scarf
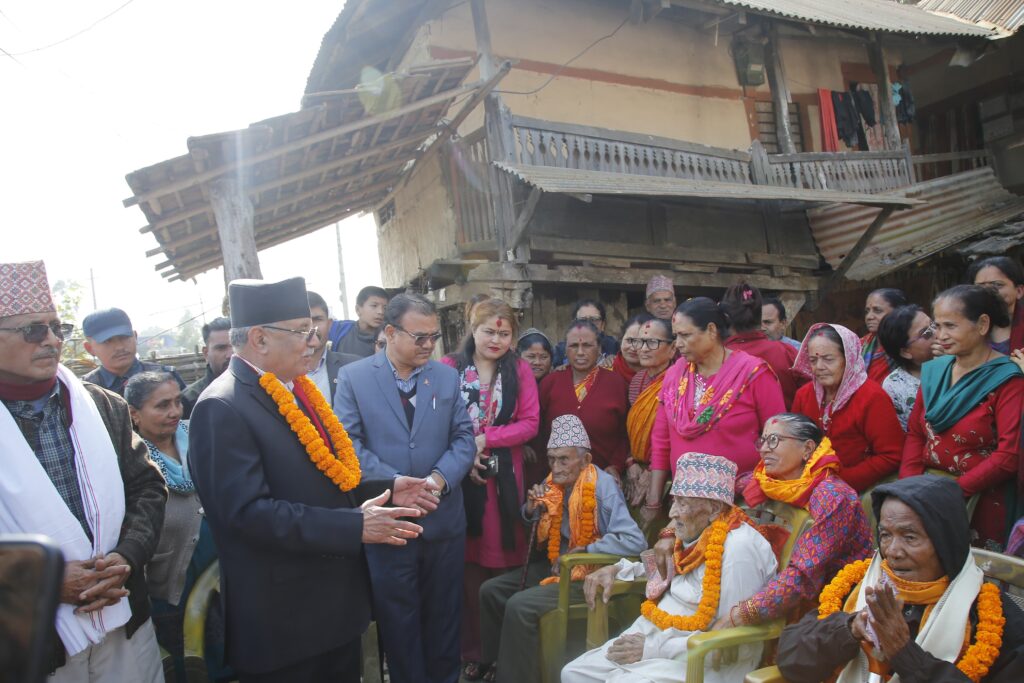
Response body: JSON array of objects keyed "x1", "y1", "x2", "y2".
[
  {"x1": 0, "y1": 364, "x2": 130, "y2": 656},
  {"x1": 837, "y1": 551, "x2": 984, "y2": 683}
]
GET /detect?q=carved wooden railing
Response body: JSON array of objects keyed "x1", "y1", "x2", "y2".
[
  {"x1": 447, "y1": 128, "x2": 497, "y2": 249},
  {"x1": 510, "y1": 115, "x2": 753, "y2": 185},
  {"x1": 912, "y1": 149, "x2": 990, "y2": 183},
  {"x1": 751, "y1": 140, "x2": 915, "y2": 193}
]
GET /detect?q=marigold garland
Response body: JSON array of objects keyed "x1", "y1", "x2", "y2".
[
  {"x1": 817, "y1": 559, "x2": 1004, "y2": 683},
  {"x1": 543, "y1": 480, "x2": 597, "y2": 564},
  {"x1": 259, "y1": 372, "x2": 362, "y2": 492},
  {"x1": 640, "y1": 514, "x2": 729, "y2": 632}
]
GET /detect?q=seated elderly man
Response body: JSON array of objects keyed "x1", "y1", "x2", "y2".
[
  {"x1": 562, "y1": 452, "x2": 778, "y2": 683},
  {"x1": 479, "y1": 414, "x2": 646, "y2": 683},
  {"x1": 778, "y1": 475, "x2": 1024, "y2": 683}
]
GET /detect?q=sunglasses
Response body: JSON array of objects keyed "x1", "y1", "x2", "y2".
[
  {"x1": 905, "y1": 322, "x2": 937, "y2": 347},
  {"x1": 394, "y1": 325, "x2": 442, "y2": 348},
  {"x1": 263, "y1": 325, "x2": 319, "y2": 343},
  {"x1": 0, "y1": 321, "x2": 74, "y2": 344}
]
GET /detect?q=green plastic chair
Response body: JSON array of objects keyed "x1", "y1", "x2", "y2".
[
  {"x1": 744, "y1": 548, "x2": 1024, "y2": 683},
  {"x1": 584, "y1": 500, "x2": 812, "y2": 683},
  {"x1": 537, "y1": 552, "x2": 637, "y2": 683},
  {"x1": 860, "y1": 470, "x2": 978, "y2": 533}
]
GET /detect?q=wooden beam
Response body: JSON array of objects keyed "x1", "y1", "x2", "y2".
[
  {"x1": 209, "y1": 178, "x2": 261, "y2": 284},
  {"x1": 764, "y1": 22, "x2": 796, "y2": 154},
  {"x1": 507, "y1": 186, "x2": 542, "y2": 253},
  {"x1": 528, "y1": 235, "x2": 820, "y2": 269},
  {"x1": 819, "y1": 206, "x2": 895, "y2": 298},
  {"x1": 123, "y1": 80, "x2": 481, "y2": 208},
  {"x1": 466, "y1": 262, "x2": 819, "y2": 292},
  {"x1": 868, "y1": 32, "x2": 901, "y2": 151}
]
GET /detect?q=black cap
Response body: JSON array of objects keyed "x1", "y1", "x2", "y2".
[
  {"x1": 228, "y1": 277, "x2": 310, "y2": 328},
  {"x1": 82, "y1": 308, "x2": 133, "y2": 342}
]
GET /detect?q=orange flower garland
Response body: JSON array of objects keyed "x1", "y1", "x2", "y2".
[
  {"x1": 259, "y1": 372, "x2": 361, "y2": 492},
  {"x1": 817, "y1": 559, "x2": 1004, "y2": 683},
  {"x1": 542, "y1": 480, "x2": 597, "y2": 564},
  {"x1": 640, "y1": 514, "x2": 729, "y2": 632},
  {"x1": 535, "y1": 468, "x2": 599, "y2": 585}
]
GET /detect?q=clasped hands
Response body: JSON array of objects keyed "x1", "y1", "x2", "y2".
[
  {"x1": 62, "y1": 552, "x2": 131, "y2": 614},
  {"x1": 360, "y1": 474, "x2": 446, "y2": 546},
  {"x1": 850, "y1": 583, "x2": 911, "y2": 661}
]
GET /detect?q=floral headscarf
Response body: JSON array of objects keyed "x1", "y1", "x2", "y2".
[{"x1": 793, "y1": 323, "x2": 867, "y2": 427}]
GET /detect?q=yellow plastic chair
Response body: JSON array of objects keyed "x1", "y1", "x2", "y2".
[
  {"x1": 537, "y1": 552, "x2": 638, "y2": 683},
  {"x1": 744, "y1": 548, "x2": 1024, "y2": 683},
  {"x1": 861, "y1": 470, "x2": 978, "y2": 532},
  {"x1": 182, "y1": 561, "x2": 220, "y2": 682},
  {"x1": 585, "y1": 501, "x2": 812, "y2": 683}
]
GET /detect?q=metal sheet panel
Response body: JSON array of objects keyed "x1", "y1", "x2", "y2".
[
  {"x1": 807, "y1": 168, "x2": 1024, "y2": 281},
  {"x1": 494, "y1": 162, "x2": 919, "y2": 207},
  {"x1": 714, "y1": 0, "x2": 995, "y2": 36},
  {"x1": 916, "y1": 0, "x2": 1024, "y2": 34}
]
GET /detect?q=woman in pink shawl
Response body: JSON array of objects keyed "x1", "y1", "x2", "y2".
[
  {"x1": 640, "y1": 297, "x2": 786, "y2": 525},
  {"x1": 791, "y1": 323, "x2": 905, "y2": 492}
]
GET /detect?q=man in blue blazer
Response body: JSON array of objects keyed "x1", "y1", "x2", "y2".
[
  {"x1": 190, "y1": 277, "x2": 437, "y2": 683},
  {"x1": 334, "y1": 293, "x2": 476, "y2": 683}
]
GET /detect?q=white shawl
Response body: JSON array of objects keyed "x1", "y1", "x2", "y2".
[
  {"x1": 837, "y1": 551, "x2": 984, "y2": 683},
  {"x1": 0, "y1": 364, "x2": 130, "y2": 656}
]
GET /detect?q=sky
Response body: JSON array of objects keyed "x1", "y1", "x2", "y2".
[{"x1": 2, "y1": 0, "x2": 381, "y2": 336}]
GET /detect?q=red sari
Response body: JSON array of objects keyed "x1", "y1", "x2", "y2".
[{"x1": 900, "y1": 377, "x2": 1024, "y2": 548}]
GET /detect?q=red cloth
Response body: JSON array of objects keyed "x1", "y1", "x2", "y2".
[
  {"x1": 818, "y1": 88, "x2": 840, "y2": 152},
  {"x1": 792, "y1": 379, "x2": 905, "y2": 493},
  {"x1": 866, "y1": 353, "x2": 893, "y2": 385},
  {"x1": 0, "y1": 376, "x2": 57, "y2": 401},
  {"x1": 539, "y1": 367, "x2": 629, "y2": 474},
  {"x1": 900, "y1": 377, "x2": 1024, "y2": 547},
  {"x1": 725, "y1": 330, "x2": 803, "y2": 409},
  {"x1": 611, "y1": 352, "x2": 638, "y2": 384}
]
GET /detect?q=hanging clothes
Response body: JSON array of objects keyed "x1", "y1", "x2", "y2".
[
  {"x1": 818, "y1": 88, "x2": 840, "y2": 152},
  {"x1": 857, "y1": 83, "x2": 884, "y2": 152},
  {"x1": 852, "y1": 87, "x2": 876, "y2": 127},
  {"x1": 831, "y1": 91, "x2": 864, "y2": 149},
  {"x1": 893, "y1": 82, "x2": 916, "y2": 124}
]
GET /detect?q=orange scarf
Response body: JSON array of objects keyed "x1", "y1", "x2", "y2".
[
  {"x1": 744, "y1": 437, "x2": 841, "y2": 509},
  {"x1": 573, "y1": 366, "x2": 601, "y2": 402},
  {"x1": 842, "y1": 562, "x2": 959, "y2": 681},
  {"x1": 536, "y1": 463, "x2": 600, "y2": 584},
  {"x1": 626, "y1": 371, "x2": 665, "y2": 464},
  {"x1": 675, "y1": 506, "x2": 749, "y2": 576}
]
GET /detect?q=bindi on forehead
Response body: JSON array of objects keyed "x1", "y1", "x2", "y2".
[{"x1": 496, "y1": 319, "x2": 502, "y2": 328}]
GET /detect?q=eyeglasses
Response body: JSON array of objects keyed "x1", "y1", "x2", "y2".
[
  {"x1": 627, "y1": 337, "x2": 673, "y2": 351},
  {"x1": 905, "y1": 322, "x2": 937, "y2": 347},
  {"x1": 395, "y1": 325, "x2": 442, "y2": 347},
  {"x1": 0, "y1": 321, "x2": 74, "y2": 343},
  {"x1": 263, "y1": 325, "x2": 319, "y2": 343},
  {"x1": 575, "y1": 316, "x2": 603, "y2": 324},
  {"x1": 374, "y1": 339, "x2": 386, "y2": 350},
  {"x1": 756, "y1": 433, "x2": 806, "y2": 451}
]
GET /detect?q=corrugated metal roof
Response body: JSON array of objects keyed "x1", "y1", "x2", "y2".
[
  {"x1": 807, "y1": 167, "x2": 1024, "y2": 281},
  {"x1": 494, "y1": 162, "x2": 920, "y2": 207},
  {"x1": 713, "y1": 0, "x2": 995, "y2": 37},
  {"x1": 917, "y1": 0, "x2": 1024, "y2": 34}
]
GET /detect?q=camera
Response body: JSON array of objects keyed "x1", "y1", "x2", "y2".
[{"x1": 480, "y1": 455, "x2": 499, "y2": 479}]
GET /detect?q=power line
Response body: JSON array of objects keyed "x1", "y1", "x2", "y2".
[
  {"x1": 495, "y1": 14, "x2": 631, "y2": 96},
  {"x1": 138, "y1": 306, "x2": 217, "y2": 344},
  {"x1": 7, "y1": 0, "x2": 138, "y2": 57}
]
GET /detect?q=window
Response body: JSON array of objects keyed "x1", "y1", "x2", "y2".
[{"x1": 755, "y1": 100, "x2": 804, "y2": 153}]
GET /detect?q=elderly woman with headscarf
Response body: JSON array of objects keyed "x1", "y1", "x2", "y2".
[
  {"x1": 792, "y1": 323, "x2": 905, "y2": 493},
  {"x1": 777, "y1": 475, "x2": 1024, "y2": 683}
]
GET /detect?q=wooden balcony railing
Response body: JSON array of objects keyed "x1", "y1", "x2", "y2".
[
  {"x1": 750, "y1": 140, "x2": 914, "y2": 194},
  {"x1": 912, "y1": 150, "x2": 991, "y2": 182},
  {"x1": 510, "y1": 116, "x2": 753, "y2": 185}
]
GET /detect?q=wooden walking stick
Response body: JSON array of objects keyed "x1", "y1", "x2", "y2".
[{"x1": 519, "y1": 515, "x2": 540, "y2": 591}]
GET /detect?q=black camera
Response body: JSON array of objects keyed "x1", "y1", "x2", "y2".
[{"x1": 480, "y1": 455, "x2": 499, "y2": 479}]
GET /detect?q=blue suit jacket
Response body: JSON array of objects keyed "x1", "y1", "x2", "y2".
[
  {"x1": 334, "y1": 352, "x2": 476, "y2": 541},
  {"x1": 189, "y1": 356, "x2": 391, "y2": 674}
]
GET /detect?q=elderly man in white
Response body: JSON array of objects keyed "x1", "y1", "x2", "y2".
[{"x1": 562, "y1": 452, "x2": 777, "y2": 683}]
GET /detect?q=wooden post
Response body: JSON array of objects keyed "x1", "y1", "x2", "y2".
[
  {"x1": 209, "y1": 177, "x2": 262, "y2": 284},
  {"x1": 764, "y1": 22, "x2": 796, "y2": 155},
  {"x1": 470, "y1": 0, "x2": 522, "y2": 264},
  {"x1": 868, "y1": 32, "x2": 901, "y2": 151},
  {"x1": 749, "y1": 139, "x2": 772, "y2": 185},
  {"x1": 819, "y1": 206, "x2": 894, "y2": 300}
]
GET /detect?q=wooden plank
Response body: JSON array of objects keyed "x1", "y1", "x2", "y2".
[
  {"x1": 466, "y1": 262, "x2": 819, "y2": 292},
  {"x1": 819, "y1": 206, "x2": 895, "y2": 297},
  {"x1": 764, "y1": 22, "x2": 796, "y2": 154},
  {"x1": 508, "y1": 186, "x2": 543, "y2": 252},
  {"x1": 868, "y1": 33, "x2": 901, "y2": 151}
]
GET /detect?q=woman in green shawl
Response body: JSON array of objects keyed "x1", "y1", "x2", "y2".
[{"x1": 900, "y1": 285, "x2": 1024, "y2": 549}]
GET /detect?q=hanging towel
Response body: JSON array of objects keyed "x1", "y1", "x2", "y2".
[
  {"x1": 853, "y1": 88, "x2": 876, "y2": 127},
  {"x1": 818, "y1": 88, "x2": 840, "y2": 152}
]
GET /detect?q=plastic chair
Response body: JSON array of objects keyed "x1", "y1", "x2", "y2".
[
  {"x1": 537, "y1": 552, "x2": 637, "y2": 683},
  {"x1": 182, "y1": 562, "x2": 220, "y2": 682},
  {"x1": 584, "y1": 501, "x2": 812, "y2": 683},
  {"x1": 744, "y1": 548, "x2": 1024, "y2": 683}
]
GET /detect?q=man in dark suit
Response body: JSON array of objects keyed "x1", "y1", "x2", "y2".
[
  {"x1": 189, "y1": 277, "x2": 440, "y2": 683},
  {"x1": 334, "y1": 293, "x2": 476, "y2": 683}
]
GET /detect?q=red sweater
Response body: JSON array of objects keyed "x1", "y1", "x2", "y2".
[
  {"x1": 538, "y1": 368, "x2": 629, "y2": 473},
  {"x1": 725, "y1": 330, "x2": 803, "y2": 409},
  {"x1": 792, "y1": 379, "x2": 906, "y2": 492}
]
